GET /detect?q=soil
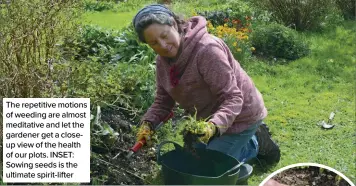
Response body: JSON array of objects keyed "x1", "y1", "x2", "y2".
[
  {"x1": 181, "y1": 131, "x2": 200, "y2": 158},
  {"x1": 273, "y1": 166, "x2": 352, "y2": 186},
  {"x1": 4, "y1": 110, "x2": 158, "y2": 186},
  {"x1": 90, "y1": 135, "x2": 158, "y2": 185},
  {"x1": 89, "y1": 110, "x2": 160, "y2": 185}
]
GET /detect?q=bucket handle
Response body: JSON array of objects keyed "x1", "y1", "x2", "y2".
[
  {"x1": 156, "y1": 141, "x2": 183, "y2": 165},
  {"x1": 220, "y1": 161, "x2": 244, "y2": 177}
]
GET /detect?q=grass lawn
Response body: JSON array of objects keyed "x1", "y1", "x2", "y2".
[
  {"x1": 245, "y1": 21, "x2": 356, "y2": 185},
  {"x1": 82, "y1": 11, "x2": 136, "y2": 30},
  {"x1": 81, "y1": 0, "x2": 231, "y2": 30}
]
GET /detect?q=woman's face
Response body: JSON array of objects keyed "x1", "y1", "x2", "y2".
[{"x1": 143, "y1": 22, "x2": 180, "y2": 58}]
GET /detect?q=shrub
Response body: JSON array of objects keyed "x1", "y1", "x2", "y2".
[
  {"x1": 54, "y1": 59, "x2": 156, "y2": 121},
  {"x1": 318, "y1": 8, "x2": 345, "y2": 31},
  {"x1": 0, "y1": 0, "x2": 82, "y2": 165},
  {"x1": 61, "y1": 25, "x2": 118, "y2": 63},
  {"x1": 251, "y1": 23, "x2": 310, "y2": 60},
  {"x1": 335, "y1": 0, "x2": 356, "y2": 20},
  {"x1": 115, "y1": 62, "x2": 156, "y2": 116},
  {"x1": 197, "y1": 1, "x2": 253, "y2": 27},
  {"x1": 0, "y1": 0, "x2": 82, "y2": 98},
  {"x1": 253, "y1": 0, "x2": 335, "y2": 31},
  {"x1": 198, "y1": 3, "x2": 255, "y2": 63},
  {"x1": 61, "y1": 25, "x2": 156, "y2": 65}
]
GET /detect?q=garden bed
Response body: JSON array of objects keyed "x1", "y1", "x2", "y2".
[{"x1": 90, "y1": 111, "x2": 159, "y2": 185}]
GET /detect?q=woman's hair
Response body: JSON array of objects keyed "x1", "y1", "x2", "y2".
[{"x1": 133, "y1": 4, "x2": 186, "y2": 43}]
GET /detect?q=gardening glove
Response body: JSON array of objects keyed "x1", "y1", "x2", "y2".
[
  {"x1": 183, "y1": 121, "x2": 218, "y2": 144},
  {"x1": 136, "y1": 121, "x2": 155, "y2": 147}
]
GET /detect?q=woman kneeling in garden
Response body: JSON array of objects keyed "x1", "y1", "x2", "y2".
[{"x1": 133, "y1": 4, "x2": 280, "y2": 170}]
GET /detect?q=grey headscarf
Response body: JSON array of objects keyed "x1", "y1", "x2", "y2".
[{"x1": 132, "y1": 4, "x2": 174, "y2": 30}]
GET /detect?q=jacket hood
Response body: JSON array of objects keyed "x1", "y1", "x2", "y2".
[
  {"x1": 158, "y1": 16, "x2": 208, "y2": 87},
  {"x1": 181, "y1": 16, "x2": 208, "y2": 60}
]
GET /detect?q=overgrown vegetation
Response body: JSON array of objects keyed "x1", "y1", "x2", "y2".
[
  {"x1": 252, "y1": 0, "x2": 339, "y2": 31},
  {"x1": 0, "y1": 0, "x2": 82, "y2": 98},
  {"x1": 197, "y1": 1, "x2": 253, "y2": 26},
  {"x1": 199, "y1": 3, "x2": 255, "y2": 63},
  {"x1": 251, "y1": 23, "x2": 310, "y2": 61},
  {"x1": 335, "y1": 0, "x2": 356, "y2": 20},
  {"x1": 180, "y1": 114, "x2": 211, "y2": 155},
  {"x1": 61, "y1": 25, "x2": 155, "y2": 65}
]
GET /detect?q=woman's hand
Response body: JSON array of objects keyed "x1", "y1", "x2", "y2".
[
  {"x1": 183, "y1": 121, "x2": 218, "y2": 144},
  {"x1": 136, "y1": 121, "x2": 155, "y2": 146}
]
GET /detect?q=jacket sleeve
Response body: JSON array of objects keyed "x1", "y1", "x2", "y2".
[
  {"x1": 197, "y1": 43, "x2": 244, "y2": 135},
  {"x1": 141, "y1": 64, "x2": 175, "y2": 129}
]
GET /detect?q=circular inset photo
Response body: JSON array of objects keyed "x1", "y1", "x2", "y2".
[{"x1": 260, "y1": 163, "x2": 355, "y2": 186}]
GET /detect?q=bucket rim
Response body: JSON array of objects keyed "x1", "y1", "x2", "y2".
[
  {"x1": 157, "y1": 141, "x2": 242, "y2": 178},
  {"x1": 161, "y1": 160, "x2": 241, "y2": 179}
]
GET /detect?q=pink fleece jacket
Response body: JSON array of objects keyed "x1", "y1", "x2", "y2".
[{"x1": 142, "y1": 16, "x2": 267, "y2": 135}]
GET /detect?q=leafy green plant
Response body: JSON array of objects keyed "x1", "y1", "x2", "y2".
[
  {"x1": 201, "y1": 3, "x2": 255, "y2": 63},
  {"x1": 116, "y1": 25, "x2": 156, "y2": 65},
  {"x1": 335, "y1": 0, "x2": 355, "y2": 20},
  {"x1": 61, "y1": 25, "x2": 120, "y2": 63},
  {"x1": 53, "y1": 57, "x2": 156, "y2": 122},
  {"x1": 57, "y1": 60, "x2": 128, "y2": 106},
  {"x1": 115, "y1": 62, "x2": 156, "y2": 115},
  {"x1": 317, "y1": 9, "x2": 345, "y2": 31},
  {"x1": 251, "y1": 23, "x2": 310, "y2": 61},
  {"x1": 178, "y1": 113, "x2": 208, "y2": 157},
  {"x1": 61, "y1": 25, "x2": 156, "y2": 65},
  {"x1": 197, "y1": 1, "x2": 253, "y2": 27},
  {"x1": 253, "y1": 0, "x2": 336, "y2": 31}
]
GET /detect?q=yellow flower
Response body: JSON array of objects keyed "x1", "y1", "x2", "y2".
[
  {"x1": 241, "y1": 28, "x2": 249, "y2": 33},
  {"x1": 237, "y1": 48, "x2": 242, "y2": 52},
  {"x1": 206, "y1": 20, "x2": 252, "y2": 45},
  {"x1": 251, "y1": 47, "x2": 256, "y2": 51},
  {"x1": 207, "y1": 21, "x2": 214, "y2": 28}
]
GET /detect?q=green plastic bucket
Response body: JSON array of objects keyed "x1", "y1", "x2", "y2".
[{"x1": 156, "y1": 141, "x2": 243, "y2": 185}]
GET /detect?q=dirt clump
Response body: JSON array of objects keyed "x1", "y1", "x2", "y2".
[{"x1": 273, "y1": 166, "x2": 351, "y2": 186}]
